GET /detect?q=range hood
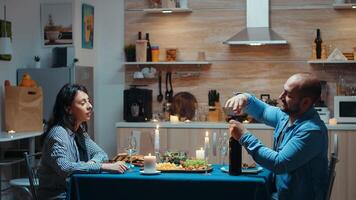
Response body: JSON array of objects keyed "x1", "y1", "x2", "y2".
[{"x1": 223, "y1": 0, "x2": 287, "y2": 45}]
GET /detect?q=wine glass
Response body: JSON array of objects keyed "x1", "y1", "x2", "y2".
[
  {"x1": 125, "y1": 134, "x2": 137, "y2": 171},
  {"x1": 219, "y1": 132, "x2": 229, "y2": 167},
  {"x1": 203, "y1": 144, "x2": 211, "y2": 175}
]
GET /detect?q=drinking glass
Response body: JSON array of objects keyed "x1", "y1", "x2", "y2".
[
  {"x1": 203, "y1": 146, "x2": 211, "y2": 175},
  {"x1": 219, "y1": 132, "x2": 229, "y2": 167},
  {"x1": 125, "y1": 134, "x2": 137, "y2": 171}
]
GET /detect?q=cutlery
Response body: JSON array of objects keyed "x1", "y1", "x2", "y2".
[{"x1": 157, "y1": 71, "x2": 163, "y2": 102}]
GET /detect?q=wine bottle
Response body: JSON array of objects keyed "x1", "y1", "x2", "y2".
[
  {"x1": 229, "y1": 137, "x2": 242, "y2": 175},
  {"x1": 146, "y1": 33, "x2": 152, "y2": 62},
  {"x1": 315, "y1": 29, "x2": 322, "y2": 59}
]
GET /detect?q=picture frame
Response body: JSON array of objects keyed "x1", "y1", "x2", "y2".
[
  {"x1": 40, "y1": 2, "x2": 73, "y2": 47},
  {"x1": 82, "y1": 3, "x2": 94, "y2": 49}
]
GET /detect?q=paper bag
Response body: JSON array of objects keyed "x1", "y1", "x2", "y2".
[{"x1": 4, "y1": 86, "x2": 43, "y2": 132}]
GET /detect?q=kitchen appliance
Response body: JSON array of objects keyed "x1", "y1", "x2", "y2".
[
  {"x1": 17, "y1": 66, "x2": 94, "y2": 138},
  {"x1": 315, "y1": 107, "x2": 330, "y2": 124},
  {"x1": 124, "y1": 87, "x2": 152, "y2": 122},
  {"x1": 334, "y1": 96, "x2": 356, "y2": 123},
  {"x1": 223, "y1": 0, "x2": 287, "y2": 45}
]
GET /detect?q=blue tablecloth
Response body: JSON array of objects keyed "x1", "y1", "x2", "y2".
[{"x1": 68, "y1": 165, "x2": 273, "y2": 200}]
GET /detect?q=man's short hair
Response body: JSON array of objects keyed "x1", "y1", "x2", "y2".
[{"x1": 297, "y1": 73, "x2": 321, "y2": 104}]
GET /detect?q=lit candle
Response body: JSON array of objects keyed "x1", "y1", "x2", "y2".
[
  {"x1": 196, "y1": 147, "x2": 205, "y2": 160},
  {"x1": 144, "y1": 153, "x2": 156, "y2": 173},
  {"x1": 154, "y1": 124, "x2": 160, "y2": 153},
  {"x1": 170, "y1": 115, "x2": 179, "y2": 123},
  {"x1": 8, "y1": 130, "x2": 15, "y2": 134},
  {"x1": 329, "y1": 118, "x2": 337, "y2": 125}
]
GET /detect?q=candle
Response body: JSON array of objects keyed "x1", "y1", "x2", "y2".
[
  {"x1": 144, "y1": 153, "x2": 156, "y2": 173},
  {"x1": 170, "y1": 115, "x2": 179, "y2": 123},
  {"x1": 154, "y1": 124, "x2": 160, "y2": 153},
  {"x1": 329, "y1": 118, "x2": 337, "y2": 125},
  {"x1": 196, "y1": 147, "x2": 205, "y2": 160}
]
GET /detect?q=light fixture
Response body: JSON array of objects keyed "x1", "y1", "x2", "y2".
[{"x1": 0, "y1": 5, "x2": 12, "y2": 55}]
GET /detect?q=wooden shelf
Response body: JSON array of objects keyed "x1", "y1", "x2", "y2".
[
  {"x1": 333, "y1": 3, "x2": 356, "y2": 9},
  {"x1": 308, "y1": 60, "x2": 356, "y2": 64},
  {"x1": 143, "y1": 8, "x2": 192, "y2": 14},
  {"x1": 124, "y1": 61, "x2": 211, "y2": 65}
]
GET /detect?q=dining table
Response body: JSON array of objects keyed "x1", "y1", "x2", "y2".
[{"x1": 67, "y1": 164, "x2": 273, "y2": 200}]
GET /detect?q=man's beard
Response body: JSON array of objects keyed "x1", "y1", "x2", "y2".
[{"x1": 281, "y1": 101, "x2": 300, "y2": 115}]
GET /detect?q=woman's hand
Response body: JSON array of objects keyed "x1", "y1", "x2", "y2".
[{"x1": 101, "y1": 161, "x2": 128, "y2": 173}]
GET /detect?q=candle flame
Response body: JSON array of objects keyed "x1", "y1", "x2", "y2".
[
  {"x1": 148, "y1": 153, "x2": 151, "y2": 156},
  {"x1": 156, "y1": 124, "x2": 159, "y2": 129},
  {"x1": 205, "y1": 131, "x2": 208, "y2": 137},
  {"x1": 200, "y1": 147, "x2": 203, "y2": 150}
]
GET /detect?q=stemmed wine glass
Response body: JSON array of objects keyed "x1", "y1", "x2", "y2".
[
  {"x1": 219, "y1": 132, "x2": 229, "y2": 168},
  {"x1": 125, "y1": 133, "x2": 137, "y2": 171}
]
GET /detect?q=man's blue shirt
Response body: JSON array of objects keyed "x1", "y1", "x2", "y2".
[{"x1": 239, "y1": 94, "x2": 328, "y2": 200}]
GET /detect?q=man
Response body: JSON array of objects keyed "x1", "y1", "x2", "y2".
[{"x1": 225, "y1": 73, "x2": 328, "y2": 200}]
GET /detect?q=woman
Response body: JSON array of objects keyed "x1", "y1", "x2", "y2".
[{"x1": 38, "y1": 84, "x2": 127, "y2": 200}]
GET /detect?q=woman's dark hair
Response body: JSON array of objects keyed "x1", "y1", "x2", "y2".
[{"x1": 41, "y1": 83, "x2": 89, "y2": 144}]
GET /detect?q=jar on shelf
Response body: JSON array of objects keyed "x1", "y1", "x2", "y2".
[{"x1": 151, "y1": 45, "x2": 160, "y2": 62}]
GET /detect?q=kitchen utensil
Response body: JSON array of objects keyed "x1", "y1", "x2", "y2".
[
  {"x1": 165, "y1": 72, "x2": 169, "y2": 101},
  {"x1": 157, "y1": 71, "x2": 163, "y2": 102},
  {"x1": 165, "y1": 72, "x2": 173, "y2": 102},
  {"x1": 168, "y1": 72, "x2": 173, "y2": 100},
  {"x1": 208, "y1": 90, "x2": 219, "y2": 107}
]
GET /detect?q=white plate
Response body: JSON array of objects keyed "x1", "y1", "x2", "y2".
[
  {"x1": 220, "y1": 166, "x2": 263, "y2": 174},
  {"x1": 139, "y1": 170, "x2": 161, "y2": 175}
]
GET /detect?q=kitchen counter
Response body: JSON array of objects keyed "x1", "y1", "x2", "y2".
[{"x1": 116, "y1": 122, "x2": 356, "y2": 131}]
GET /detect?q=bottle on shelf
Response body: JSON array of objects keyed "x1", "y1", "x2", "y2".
[
  {"x1": 146, "y1": 33, "x2": 152, "y2": 62},
  {"x1": 229, "y1": 137, "x2": 242, "y2": 176},
  {"x1": 315, "y1": 29, "x2": 323, "y2": 59}
]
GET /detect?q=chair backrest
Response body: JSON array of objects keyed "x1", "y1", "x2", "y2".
[
  {"x1": 325, "y1": 134, "x2": 339, "y2": 200},
  {"x1": 24, "y1": 152, "x2": 41, "y2": 200}
]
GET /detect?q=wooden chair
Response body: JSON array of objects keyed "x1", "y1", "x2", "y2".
[{"x1": 325, "y1": 134, "x2": 339, "y2": 200}]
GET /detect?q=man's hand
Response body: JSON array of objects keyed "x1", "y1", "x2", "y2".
[
  {"x1": 101, "y1": 161, "x2": 128, "y2": 173},
  {"x1": 229, "y1": 120, "x2": 248, "y2": 141},
  {"x1": 224, "y1": 94, "x2": 248, "y2": 115}
]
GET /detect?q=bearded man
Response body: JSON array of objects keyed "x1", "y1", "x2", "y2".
[{"x1": 225, "y1": 73, "x2": 328, "y2": 200}]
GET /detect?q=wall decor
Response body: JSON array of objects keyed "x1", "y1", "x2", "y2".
[
  {"x1": 82, "y1": 3, "x2": 94, "y2": 49},
  {"x1": 41, "y1": 3, "x2": 73, "y2": 47}
]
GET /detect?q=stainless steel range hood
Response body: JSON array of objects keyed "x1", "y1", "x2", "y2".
[{"x1": 223, "y1": 0, "x2": 287, "y2": 45}]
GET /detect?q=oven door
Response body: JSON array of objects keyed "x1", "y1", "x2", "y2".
[{"x1": 334, "y1": 96, "x2": 356, "y2": 123}]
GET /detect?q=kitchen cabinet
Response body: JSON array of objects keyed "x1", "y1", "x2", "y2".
[{"x1": 116, "y1": 124, "x2": 273, "y2": 164}]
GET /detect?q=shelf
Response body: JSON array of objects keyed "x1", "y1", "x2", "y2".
[
  {"x1": 333, "y1": 3, "x2": 356, "y2": 9},
  {"x1": 308, "y1": 60, "x2": 356, "y2": 64},
  {"x1": 124, "y1": 61, "x2": 211, "y2": 65},
  {"x1": 143, "y1": 8, "x2": 192, "y2": 14}
]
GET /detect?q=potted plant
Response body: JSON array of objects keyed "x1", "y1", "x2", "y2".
[
  {"x1": 34, "y1": 56, "x2": 40, "y2": 68},
  {"x1": 124, "y1": 44, "x2": 136, "y2": 62}
]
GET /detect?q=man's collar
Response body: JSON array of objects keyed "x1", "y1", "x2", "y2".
[{"x1": 293, "y1": 107, "x2": 316, "y2": 125}]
